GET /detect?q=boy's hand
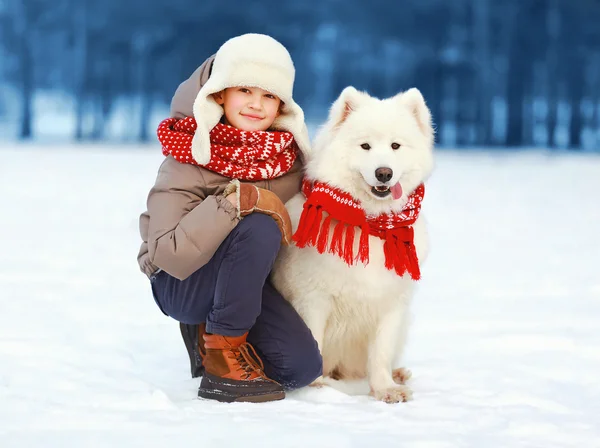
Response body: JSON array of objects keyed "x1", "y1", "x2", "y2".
[{"x1": 224, "y1": 180, "x2": 292, "y2": 245}]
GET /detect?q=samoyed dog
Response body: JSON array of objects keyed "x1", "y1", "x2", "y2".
[{"x1": 271, "y1": 86, "x2": 434, "y2": 403}]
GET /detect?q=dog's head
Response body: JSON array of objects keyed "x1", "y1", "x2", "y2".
[{"x1": 307, "y1": 87, "x2": 434, "y2": 215}]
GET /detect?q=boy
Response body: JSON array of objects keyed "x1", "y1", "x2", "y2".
[{"x1": 138, "y1": 34, "x2": 321, "y2": 403}]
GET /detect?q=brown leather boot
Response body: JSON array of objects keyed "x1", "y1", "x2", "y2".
[
  {"x1": 179, "y1": 322, "x2": 208, "y2": 378},
  {"x1": 179, "y1": 323, "x2": 204, "y2": 378},
  {"x1": 197, "y1": 323, "x2": 207, "y2": 360},
  {"x1": 198, "y1": 332, "x2": 285, "y2": 403}
]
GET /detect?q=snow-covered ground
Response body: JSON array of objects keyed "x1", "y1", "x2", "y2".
[{"x1": 1, "y1": 144, "x2": 599, "y2": 447}]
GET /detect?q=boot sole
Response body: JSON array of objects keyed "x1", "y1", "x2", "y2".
[{"x1": 198, "y1": 388, "x2": 285, "y2": 403}]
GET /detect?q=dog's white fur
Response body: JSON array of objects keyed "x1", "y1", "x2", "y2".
[{"x1": 271, "y1": 87, "x2": 434, "y2": 403}]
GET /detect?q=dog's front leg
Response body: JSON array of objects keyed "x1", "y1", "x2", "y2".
[
  {"x1": 295, "y1": 295, "x2": 332, "y2": 387},
  {"x1": 391, "y1": 308, "x2": 412, "y2": 385},
  {"x1": 368, "y1": 304, "x2": 413, "y2": 403}
]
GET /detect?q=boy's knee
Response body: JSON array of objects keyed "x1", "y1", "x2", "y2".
[{"x1": 235, "y1": 213, "x2": 281, "y2": 254}]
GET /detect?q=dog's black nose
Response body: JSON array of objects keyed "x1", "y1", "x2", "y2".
[{"x1": 375, "y1": 167, "x2": 393, "y2": 183}]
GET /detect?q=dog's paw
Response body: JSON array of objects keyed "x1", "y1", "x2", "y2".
[
  {"x1": 392, "y1": 367, "x2": 412, "y2": 384},
  {"x1": 309, "y1": 376, "x2": 326, "y2": 388},
  {"x1": 371, "y1": 385, "x2": 413, "y2": 403}
]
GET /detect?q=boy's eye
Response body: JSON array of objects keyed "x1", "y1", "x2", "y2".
[
  {"x1": 239, "y1": 88, "x2": 250, "y2": 93},
  {"x1": 265, "y1": 94, "x2": 276, "y2": 100}
]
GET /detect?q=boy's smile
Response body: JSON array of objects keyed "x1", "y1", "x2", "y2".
[
  {"x1": 214, "y1": 87, "x2": 281, "y2": 132},
  {"x1": 241, "y1": 113, "x2": 264, "y2": 120}
]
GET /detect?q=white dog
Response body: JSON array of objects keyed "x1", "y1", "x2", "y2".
[{"x1": 271, "y1": 86, "x2": 434, "y2": 403}]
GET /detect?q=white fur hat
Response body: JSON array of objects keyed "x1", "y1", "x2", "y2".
[{"x1": 191, "y1": 33, "x2": 311, "y2": 165}]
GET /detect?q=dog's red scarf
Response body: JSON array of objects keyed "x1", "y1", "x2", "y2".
[
  {"x1": 292, "y1": 179, "x2": 425, "y2": 280},
  {"x1": 157, "y1": 117, "x2": 298, "y2": 180}
]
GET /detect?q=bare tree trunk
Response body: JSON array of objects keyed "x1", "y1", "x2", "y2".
[
  {"x1": 472, "y1": 0, "x2": 492, "y2": 145},
  {"x1": 546, "y1": 93, "x2": 558, "y2": 148},
  {"x1": 545, "y1": 0, "x2": 561, "y2": 148},
  {"x1": 457, "y1": 72, "x2": 477, "y2": 146},
  {"x1": 89, "y1": 61, "x2": 113, "y2": 141},
  {"x1": 594, "y1": 100, "x2": 600, "y2": 141},
  {"x1": 506, "y1": 7, "x2": 530, "y2": 147},
  {"x1": 563, "y1": 4, "x2": 586, "y2": 150},
  {"x1": 443, "y1": 76, "x2": 459, "y2": 147},
  {"x1": 73, "y1": 0, "x2": 89, "y2": 140},
  {"x1": 428, "y1": 29, "x2": 445, "y2": 144},
  {"x1": 99, "y1": 74, "x2": 113, "y2": 140},
  {"x1": 18, "y1": 36, "x2": 33, "y2": 139},
  {"x1": 568, "y1": 57, "x2": 585, "y2": 149},
  {"x1": 505, "y1": 66, "x2": 525, "y2": 146},
  {"x1": 90, "y1": 95, "x2": 103, "y2": 140},
  {"x1": 430, "y1": 62, "x2": 444, "y2": 139},
  {"x1": 593, "y1": 57, "x2": 600, "y2": 149},
  {"x1": 308, "y1": 23, "x2": 337, "y2": 121},
  {"x1": 524, "y1": 79, "x2": 540, "y2": 146},
  {"x1": 139, "y1": 92, "x2": 153, "y2": 142},
  {"x1": 13, "y1": 0, "x2": 33, "y2": 139},
  {"x1": 132, "y1": 33, "x2": 153, "y2": 142}
]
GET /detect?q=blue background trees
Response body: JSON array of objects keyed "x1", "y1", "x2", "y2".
[{"x1": 0, "y1": 0, "x2": 599, "y2": 150}]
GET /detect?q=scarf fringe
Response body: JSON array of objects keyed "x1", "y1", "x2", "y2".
[
  {"x1": 294, "y1": 206, "x2": 363, "y2": 266},
  {"x1": 358, "y1": 224, "x2": 370, "y2": 264},
  {"x1": 317, "y1": 215, "x2": 332, "y2": 253},
  {"x1": 343, "y1": 224, "x2": 355, "y2": 264},
  {"x1": 293, "y1": 203, "x2": 319, "y2": 248},
  {"x1": 292, "y1": 181, "x2": 425, "y2": 280},
  {"x1": 331, "y1": 220, "x2": 346, "y2": 260},
  {"x1": 406, "y1": 239, "x2": 421, "y2": 280},
  {"x1": 383, "y1": 229, "x2": 421, "y2": 280},
  {"x1": 293, "y1": 203, "x2": 421, "y2": 279}
]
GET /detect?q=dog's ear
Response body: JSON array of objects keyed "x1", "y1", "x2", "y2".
[
  {"x1": 329, "y1": 86, "x2": 369, "y2": 128},
  {"x1": 397, "y1": 88, "x2": 434, "y2": 141}
]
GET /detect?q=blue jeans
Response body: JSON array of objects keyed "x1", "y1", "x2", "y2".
[{"x1": 150, "y1": 213, "x2": 322, "y2": 389}]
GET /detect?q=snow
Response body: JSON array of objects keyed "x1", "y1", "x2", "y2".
[{"x1": 1, "y1": 144, "x2": 599, "y2": 447}]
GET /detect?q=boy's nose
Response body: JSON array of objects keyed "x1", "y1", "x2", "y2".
[{"x1": 248, "y1": 95, "x2": 263, "y2": 109}]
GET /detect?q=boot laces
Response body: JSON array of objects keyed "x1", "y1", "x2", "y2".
[{"x1": 229, "y1": 342, "x2": 265, "y2": 380}]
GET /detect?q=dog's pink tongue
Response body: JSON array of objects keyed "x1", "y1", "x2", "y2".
[{"x1": 391, "y1": 182, "x2": 403, "y2": 200}]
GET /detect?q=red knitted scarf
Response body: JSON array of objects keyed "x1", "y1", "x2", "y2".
[
  {"x1": 292, "y1": 179, "x2": 425, "y2": 280},
  {"x1": 157, "y1": 117, "x2": 298, "y2": 180}
]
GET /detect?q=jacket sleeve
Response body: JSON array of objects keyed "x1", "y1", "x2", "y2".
[{"x1": 146, "y1": 157, "x2": 240, "y2": 280}]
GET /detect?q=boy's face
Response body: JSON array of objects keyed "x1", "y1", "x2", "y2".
[{"x1": 213, "y1": 87, "x2": 281, "y2": 132}]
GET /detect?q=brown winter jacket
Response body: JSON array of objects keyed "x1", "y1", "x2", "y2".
[{"x1": 137, "y1": 56, "x2": 304, "y2": 280}]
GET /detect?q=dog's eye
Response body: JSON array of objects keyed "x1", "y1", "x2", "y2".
[
  {"x1": 360, "y1": 143, "x2": 371, "y2": 150},
  {"x1": 391, "y1": 143, "x2": 401, "y2": 150}
]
